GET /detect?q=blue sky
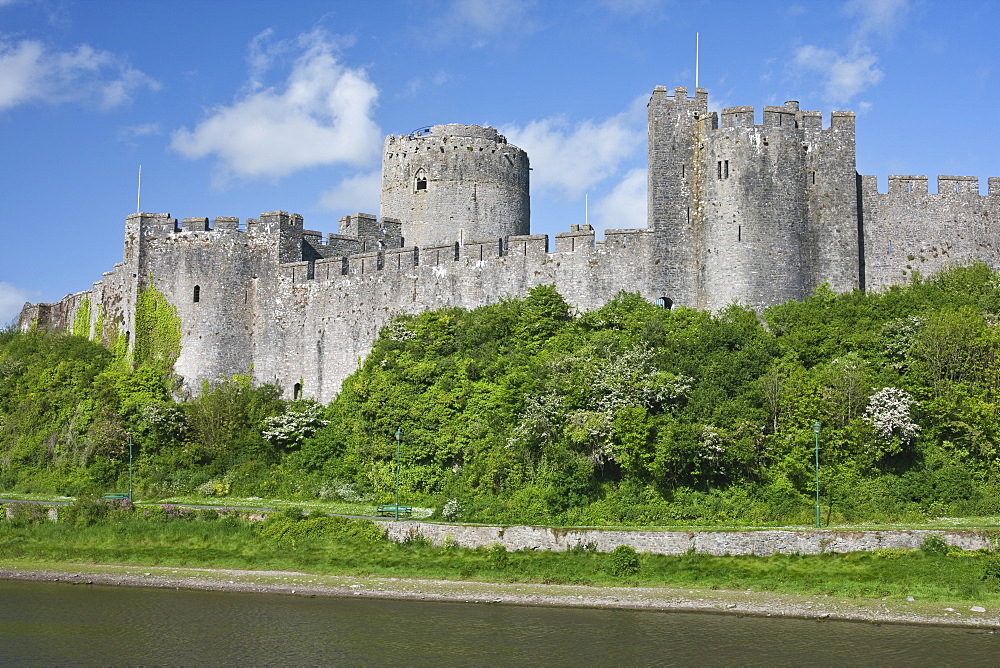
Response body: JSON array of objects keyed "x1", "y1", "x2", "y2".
[{"x1": 1, "y1": 0, "x2": 997, "y2": 324}]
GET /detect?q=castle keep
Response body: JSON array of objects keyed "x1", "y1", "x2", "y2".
[{"x1": 20, "y1": 87, "x2": 1000, "y2": 402}]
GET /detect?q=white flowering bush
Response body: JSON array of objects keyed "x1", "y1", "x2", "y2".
[
  {"x1": 863, "y1": 387, "x2": 920, "y2": 455},
  {"x1": 442, "y1": 498, "x2": 463, "y2": 521},
  {"x1": 262, "y1": 402, "x2": 328, "y2": 447}
]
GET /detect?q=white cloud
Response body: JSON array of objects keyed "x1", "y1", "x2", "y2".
[
  {"x1": 0, "y1": 38, "x2": 158, "y2": 112},
  {"x1": 591, "y1": 168, "x2": 647, "y2": 234},
  {"x1": 501, "y1": 98, "x2": 644, "y2": 200},
  {"x1": 171, "y1": 29, "x2": 381, "y2": 182},
  {"x1": 596, "y1": 0, "x2": 666, "y2": 19},
  {"x1": 0, "y1": 282, "x2": 37, "y2": 326},
  {"x1": 317, "y1": 169, "x2": 381, "y2": 215},
  {"x1": 793, "y1": 44, "x2": 883, "y2": 105},
  {"x1": 787, "y1": 0, "x2": 908, "y2": 105},
  {"x1": 843, "y1": 0, "x2": 909, "y2": 38},
  {"x1": 120, "y1": 122, "x2": 162, "y2": 139},
  {"x1": 427, "y1": 0, "x2": 540, "y2": 48}
]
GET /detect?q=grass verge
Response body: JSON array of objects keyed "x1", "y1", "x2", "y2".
[{"x1": 2, "y1": 511, "x2": 1000, "y2": 608}]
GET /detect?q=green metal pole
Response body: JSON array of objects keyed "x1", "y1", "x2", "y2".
[
  {"x1": 813, "y1": 421, "x2": 821, "y2": 528},
  {"x1": 395, "y1": 428, "x2": 402, "y2": 521},
  {"x1": 128, "y1": 432, "x2": 133, "y2": 503}
]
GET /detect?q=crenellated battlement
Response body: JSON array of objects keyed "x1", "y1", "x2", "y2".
[
  {"x1": 279, "y1": 223, "x2": 653, "y2": 287},
  {"x1": 863, "y1": 175, "x2": 1000, "y2": 196},
  {"x1": 25, "y1": 84, "x2": 1000, "y2": 402},
  {"x1": 717, "y1": 102, "x2": 854, "y2": 132}
]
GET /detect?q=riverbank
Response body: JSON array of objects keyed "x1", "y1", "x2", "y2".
[{"x1": 2, "y1": 561, "x2": 998, "y2": 629}]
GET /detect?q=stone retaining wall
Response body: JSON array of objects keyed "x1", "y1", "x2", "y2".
[{"x1": 378, "y1": 521, "x2": 995, "y2": 556}]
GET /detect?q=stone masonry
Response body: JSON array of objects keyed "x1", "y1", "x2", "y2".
[{"x1": 19, "y1": 90, "x2": 1000, "y2": 401}]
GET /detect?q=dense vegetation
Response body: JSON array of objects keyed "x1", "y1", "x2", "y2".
[
  {"x1": 3, "y1": 500, "x2": 1000, "y2": 604},
  {"x1": 5, "y1": 264, "x2": 1000, "y2": 526}
]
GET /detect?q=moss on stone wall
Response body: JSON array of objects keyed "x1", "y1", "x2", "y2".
[
  {"x1": 72, "y1": 296, "x2": 91, "y2": 339},
  {"x1": 133, "y1": 280, "x2": 181, "y2": 367}
]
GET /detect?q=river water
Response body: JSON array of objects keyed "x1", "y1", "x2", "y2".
[{"x1": 1, "y1": 580, "x2": 997, "y2": 665}]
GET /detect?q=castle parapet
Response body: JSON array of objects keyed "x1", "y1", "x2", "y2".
[
  {"x1": 214, "y1": 216, "x2": 240, "y2": 230},
  {"x1": 831, "y1": 110, "x2": 855, "y2": 130},
  {"x1": 181, "y1": 217, "x2": 210, "y2": 232},
  {"x1": 991, "y1": 178, "x2": 1000, "y2": 196},
  {"x1": 554, "y1": 225, "x2": 595, "y2": 253},
  {"x1": 461, "y1": 238, "x2": 504, "y2": 262},
  {"x1": 385, "y1": 246, "x2": 419, "y2": 270},
  {"x1": 763, "y1": 105, "x2": 795, "y2": 128},
  {"x1": 721, "y1": 106, "x2": 755, "y2": 128},
  {"x1": 938, "y1": 175, "x2": 980, "y2": 195},
  {"x1": 800, "y1": 110, "x2": 822, "y2": 129},
  {"x1": 420, "y1": 242, "x2": 461, "y2": 266},
  {"x1": 888, "y1": 175, "x2": 929, "y2": 195},
  {"x1": 602, "y1": 228, "x2": 654, "y2": 251},
  {"x1": 507, "y1": 234, "x2": 549, "y2": 256}
]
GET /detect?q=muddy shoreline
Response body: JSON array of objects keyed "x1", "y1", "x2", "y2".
[{"x1": 2, "y1": 563, "x2": 999, "y2": 629}]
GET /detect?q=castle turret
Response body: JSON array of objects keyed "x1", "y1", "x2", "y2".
[
  {"x1": 648, "y1": 86, "x2": 860, "y2": 311},
  {"x1": 379, "y1": 124, "x2": 530, "y2": 247}
]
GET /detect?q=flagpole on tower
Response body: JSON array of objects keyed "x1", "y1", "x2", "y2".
[
  {"x1": 695, "y1": 32, "x2": 699, "y2": 90},
  {"x1": 136, "y1": 165, "x2": 142, "y2": 214}
]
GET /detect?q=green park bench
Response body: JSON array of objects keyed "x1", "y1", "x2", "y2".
[
  {"x1": 376, "y1": 504, "x2": 412, "y2": 518},
  {"x1": 102, "y1": 493, "x2": 131, "y2": 501}
]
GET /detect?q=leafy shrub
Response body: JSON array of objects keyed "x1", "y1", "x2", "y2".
[
  {"x1": 197, "y1": 508, "x2": 219, "y2": 521},
  {"x1": 8, "y1": 502, "x2": 48, "y2": 527},
  {"x1": 981, "y1": 557, "x2": 1000, "y2": 583},
  {"x1": 59, "y1": 497, "x2": 109, "y2": 527},
  {"x1": 279, "y1": 507, "x2": 306, "y2": 522},
  {"x1": 569, "y1": 541, "x2": 597, "y2": 554},
  {"x1": 921, "y1": 534, "x2": 949, "y2": 556},
  {"x1": 487, "y1": 542, "x2": 509, "y2": 570},
  {"x1": 442, "y1": 499, "x2": 463, "y2": 522},
  {"x1": 401, "y1": 527, "x2": 433, "y2": 547},
  {"x1": 256, "y1": 513, "x2": 385, "y2": 545},
  {"x1": 607, "y1": 544, "x2": 641, "y2": 577}
]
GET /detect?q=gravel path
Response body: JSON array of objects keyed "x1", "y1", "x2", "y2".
[{"x1": 3, "y1": 564, "x2": 999, "y2": 629}]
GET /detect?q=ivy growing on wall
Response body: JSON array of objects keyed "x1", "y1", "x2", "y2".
[
  {"x1": 133, "y1": 280, "x2": 181, "y2": 368},
  {"x1": 72, "y1": 296, "x2": 91, "y2": 339}
]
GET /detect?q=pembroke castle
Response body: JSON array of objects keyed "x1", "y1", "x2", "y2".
[{"x1": 20, "y1": 85, "x2": 1000, "y2": 402}]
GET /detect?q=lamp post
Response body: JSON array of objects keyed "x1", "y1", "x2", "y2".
[
  {"x1": 813, "y1": 421, "x2": 821, "y2": 528},
  {"x1": 394, "y1": 428, "x2": 402, "y2": 521},
  {"x1": 128, "y1": 431, "x2": 134, "y2": 503}
]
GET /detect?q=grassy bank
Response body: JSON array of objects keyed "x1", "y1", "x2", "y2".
[{"x1": 3, "y1": 505, "x2": 1000, "y2": 607}]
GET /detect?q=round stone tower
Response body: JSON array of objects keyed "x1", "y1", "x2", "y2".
[{"x1": 380, "y1": 124, "x2": 530, "y2": 247}]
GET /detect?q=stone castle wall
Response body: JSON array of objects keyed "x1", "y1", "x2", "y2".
[
  {"x1": 19, "y1": 85, "x2": 1000, "y2": 403},
  {"x1": 380, "y1": 521, "x2": 992, "y2": 556},
  {"x1": 23, "y1": 214, "x2": 660, "y2": 402},
  {"x1": 648, "y1": 87, "x2": 860, "y2": 312},
  {"x1": 380, "y1": 124, "x2": 530, "y2": 247},
  {"x1": 860, "y1": 175, "x2": 1000, "y2": 288}
]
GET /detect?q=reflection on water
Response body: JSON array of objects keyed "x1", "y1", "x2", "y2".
[{"x1": 0, "y1": 579, "x2": 996, "y2": 665}]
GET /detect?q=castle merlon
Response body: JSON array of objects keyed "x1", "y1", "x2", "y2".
[
  {"x1": 719, "y1": 105, "x2": 854, "y2": 131},
  {"x1": 861, "y1": 175, "x2": 1000, "y2": 196},
  {"x1": 278, "y1": 224, "x2": 654, "y2": 285}
]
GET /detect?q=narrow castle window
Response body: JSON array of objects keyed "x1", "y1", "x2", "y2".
[
  {"x1": 955, "y1": 183, "x2": 960, "y2": 194},
  {"x1": 293, "y1": 382, "x2": 302, "y2": 401},
  {"x1": 811, "y1": 171, "x2": 816, "y2": 185},
  {"x1": 724, "y1": 160, "x2": 730, "y2": 178},
  {"x1": 416, "y1": 177, "x2": 427, "y2": 191},
  {"x1": 738, "y1": 225, "x2": 742, "y2": 242},
  {"x1": 681, "y1": 164, "x2": 685, "y2": 177},
  {"x1": 907, "y1": 182, "x2": 912, "y2": 193},
  {"x1": 193, "y1": 285, "x2": 200, "y2": 303},
  {"x1": 717, "y1": 161, "x2": 722, "y2": 179}
]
